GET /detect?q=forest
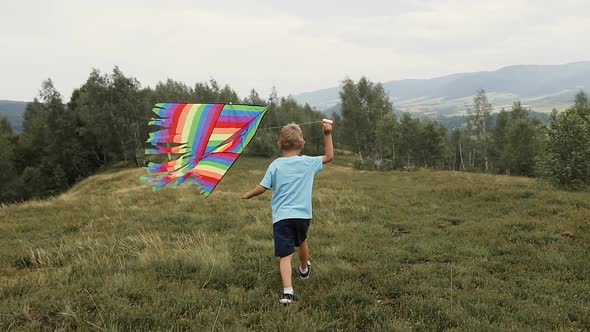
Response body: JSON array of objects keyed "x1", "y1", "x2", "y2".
[{"x1": 0, "y1": 68, "x2": 589, "y2": 203}]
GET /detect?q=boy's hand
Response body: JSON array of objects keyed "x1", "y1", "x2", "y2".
[
  {"x1": 241, "y1": 192, "x2": 251, "y2": 199},
  {"x1": 322, "y1": 123, "x2": 334, "y2": 164}
]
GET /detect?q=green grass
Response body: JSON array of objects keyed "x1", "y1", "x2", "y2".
[{"x1": 1, "y1": 157, "x2": 589, "y2": 331}]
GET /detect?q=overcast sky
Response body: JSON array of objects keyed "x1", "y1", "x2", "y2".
[{"x1": 2, "y1": 0, "x2": 589, "y2": 101}]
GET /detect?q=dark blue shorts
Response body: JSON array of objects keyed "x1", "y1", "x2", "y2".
[{"x1": 273, "y1": 218, "x2": 310, "y2": 257}]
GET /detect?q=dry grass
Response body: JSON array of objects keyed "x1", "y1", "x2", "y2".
[{"x1": 1, "y1": 157, "x2": 589, "y2": 331}]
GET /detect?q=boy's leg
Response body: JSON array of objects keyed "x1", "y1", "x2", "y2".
[
  {"x1": 279, "y1": 253, "x2": 294, "y2": 289},
  {"x1": 298, "y1": 240, "x2": 309, "y2": 270}
]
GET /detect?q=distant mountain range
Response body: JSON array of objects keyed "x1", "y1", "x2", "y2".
[
  {"x1": 0, "y1": 100, "x2": 27, "y2": 132},
  {"x1": 3, "y1": 62, "x2": 589, "y2": 131},
  {"x1": 293, "y1": 61, "x2": 590, "y2": 116}
]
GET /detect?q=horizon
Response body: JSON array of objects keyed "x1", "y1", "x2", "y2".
[{"x1": 1, "y1": 60, "x2": 589, "y2": 103}]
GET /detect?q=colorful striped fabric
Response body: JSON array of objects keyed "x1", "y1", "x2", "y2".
[{"x1": 142, "y1": 103, "x2": 267, "y2": 196}]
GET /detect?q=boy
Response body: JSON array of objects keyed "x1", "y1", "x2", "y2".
[{"x1": 242, "y1": 122, "x2": 334, "y2": 304}]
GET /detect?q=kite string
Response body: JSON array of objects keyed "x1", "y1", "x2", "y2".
[{"x1": 259, "y1": 121, "x2": 324, "y2": 131}]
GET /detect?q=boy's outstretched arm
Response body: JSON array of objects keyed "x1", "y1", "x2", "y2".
[
  {"x1": 322, "y1": 124, "x2": 334, "y2": 164},
  {"x1": 242, "y1": 185, "x2": 267, "y2": 199}
]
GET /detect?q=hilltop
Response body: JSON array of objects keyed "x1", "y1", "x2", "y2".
[
  {"x1": 294, "y1": 62, "x2": 590, "y2": 115},
  {"x1": 1, "y1": 157, "x2": 589, "y2": 330}
]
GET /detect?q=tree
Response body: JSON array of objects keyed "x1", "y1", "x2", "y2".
[
  {"x1": 245, "y1": 89, "x2": 264, "y2": 105},
  {"x1": 467, "y1": 90, "x2": 493, "y2": 171},
  {"x1": 154, "y1": 79, "x2": 193, "y2": 102},
  {"x1": 330, "y1": 112, "x2": 344, "y2": 148},
  {"x1": 72, "y1": 68, "x2": 146, "y2": 165},
  {"x1": 375, "y1": 112, "x2": 400, "y2": 169},
  {"x1": 301, "y1": 104, "x2": 324, "y2": 155},
  {"x1": 414, "y1": 121, "x2": 443, "y2": 168},
  {"x1": 493, "y1": 108, "x2": 509, "y2": 171},
  {"x1": 398, "y1": 113, "x2": 419, "y2": 168},
  {"x1": 194, "y1": 79, "x2": 218, "y2": 102},
  {"x1": 73, "y1": 69, "x2": 120, "y2": 164},
  {"x1": 450, "y1": 128, "x2": 466, "y2": 171},
  {"x1": 499, "y1": 101, "x2": 541, "y2": 176},
  {"x1": 503, "y1": 119, "x2": 540, "y2": 176},
  {"x1": 110, "y1": 67, "x2": 147, "y2": 165},
  {"x1": 510, "y1": 100, "x2": 529, "y2": 120},
  {"x1": 0, "y1": 117, "x2": 12, "y2": 134},
  {"x1": 574, "y1": 90, "x2": 590, "y2": 119},
  {"x1": 340, "y1": 78, "x2": 364, "y2": 155},
  {"x1": 268, "y1": 86, "x2": 280, "y2": 125},
  {"x1": 538, "y1": 108, "x2": 590, "y2": 189},
  {"x1": 0, "y1": 117, "x2": 22, "y2": 202},
  {"x1": 16, "y1": 99, "x2": 47, "y2": 171},
  {"x1": 340, "y1": 77, "x2": 393, "y2": 162},
  {"x1": 217, "y1": 85, "x2": 240, "y2": 103}
]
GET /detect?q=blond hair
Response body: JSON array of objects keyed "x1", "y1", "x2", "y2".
[{"x1": 279, "y1": 123, "x2": 305, "y2": 151}]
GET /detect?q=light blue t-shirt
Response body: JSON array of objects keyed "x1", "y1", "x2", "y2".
[{"x1": 260, "y1": 155, "x2": 324, "y2": 223}]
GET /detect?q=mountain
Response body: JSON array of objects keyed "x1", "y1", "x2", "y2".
[
  {"x1": 294, "y1": 62, "x2": 590, "y2": 116},
  {"x1": 0, "y1": 100, "x2": 28, "y2": 132}
]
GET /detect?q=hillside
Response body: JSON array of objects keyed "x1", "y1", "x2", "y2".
[
  {"x1": 295, "y1": 62, "x2": 590, "y2": 115},
  {"x1": 0, "y1": 100, "x2": 27, "y2": 132},
  {"x1": 1, "y1": 158, "x2": 589, "y2": 330}
]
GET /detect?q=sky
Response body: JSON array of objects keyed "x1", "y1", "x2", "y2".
[{"x1": 2, "y1": 0, "x2": 590, "y2": 101}]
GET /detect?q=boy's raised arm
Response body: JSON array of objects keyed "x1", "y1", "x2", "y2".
[{"x1": 322, "y1": 124, "x2": 334, "y2": 164}]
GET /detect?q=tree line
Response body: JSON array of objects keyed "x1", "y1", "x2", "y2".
[
  {"x1": 0, "y1": 68, "x2": 326, "y2": 203},
  {"x1": 1, "y1": 70, "x2": 589, "y2": 203},
  {"x1": 339, "y1": 77, "x2": 590, "y2": 190}
]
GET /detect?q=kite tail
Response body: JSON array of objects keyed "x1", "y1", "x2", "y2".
[
  {"x1": 148, "y1": 118, "x2": 166, "y2": 126},
  {"x1": 145, "y1": 145, "x2": 189, "y2": 155},
  {"x1": 145, "y1": 157, "x2": 192, "y2": 174},
  {"x1": 139, "y1": 174, "x2": 171, "y2": 192},
  {"x1": 174, "y1": 172, "x2": 202, "y2": 188},
  {"x1": 140, "y1": 176, "x2": 155, "y2": 184},
  {"x1": 147, "y1": 130, "x2": 186, "y2": 144},
  {"x1": 152, "y1": 103, "x2": 176, "y2": 117},
  {"x1": 152, "y1": 175, "x2": 176, "y2": 191},
  {"x1": 191, "y1": 179, "x2": 213, "y2": 196}
]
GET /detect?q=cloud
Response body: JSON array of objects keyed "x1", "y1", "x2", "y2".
[{"x1": 1, "y1": 0, "x2": 589, "y2": 101}]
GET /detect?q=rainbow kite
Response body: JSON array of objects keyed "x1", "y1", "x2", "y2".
[{"x1": 142, "y1": 103, "x2": 268, "y2": 196}]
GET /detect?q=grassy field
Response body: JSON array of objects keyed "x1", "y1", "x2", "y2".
[{"x1": 1, "y1": 156, "x2": 589, "y2": 331}]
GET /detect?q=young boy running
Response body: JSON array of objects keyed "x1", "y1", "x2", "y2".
[{"x1": 242, "y1": 122, "x2": 334, "y2": 304}]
